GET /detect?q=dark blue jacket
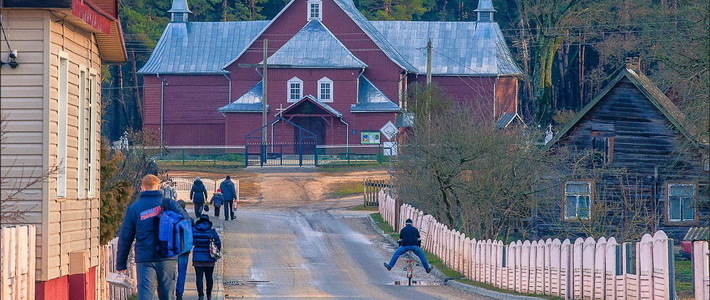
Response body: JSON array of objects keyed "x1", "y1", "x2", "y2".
[
  {"x1": 211, "y1": 193, "x2": 224, "y2": 207},
  {"x1": 399, "y1": 224, "x2": 421, "y2": 247},
  {"x1": 116, "y1": 190, "x2": 190, "y2": 271},
  {"x1": 190, "y1": 180, "x2": 208, "y2": 203},
  {"x1": 192, "y1": 218, "x2": 221, "y2": 263},
  {"x1": 219, "y1": 179, "x2": 237, "y2": 201}
]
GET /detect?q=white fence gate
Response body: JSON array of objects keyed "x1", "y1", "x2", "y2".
[
  {"x1": 377, "y1": 191, "x2": 689, "y2": 300},
  {"x1": 0, "y1": 225, "x2": 36, "y2": 300}
]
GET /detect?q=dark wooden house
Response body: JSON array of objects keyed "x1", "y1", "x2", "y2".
[
  {"x1": 544, "y1": 64, "x2": 709, "y2": 240},
  {"x1": 138, "y1": 0, "x2": 522, "y2": 148}
]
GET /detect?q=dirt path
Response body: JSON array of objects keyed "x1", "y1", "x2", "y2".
[{"x1": 170, "y1": 167, "x2": 389, "y2": 204}]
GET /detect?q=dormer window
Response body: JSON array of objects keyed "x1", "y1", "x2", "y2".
[
  {"x1": 308, "y1": 0, "x2": 322, "y2": 21},
  {"x1": 288, "y1": 77, "x2": 303, "y2": 102},
  {"x1": 318, "y1": 77, "x2": 333, "y2": 102}
]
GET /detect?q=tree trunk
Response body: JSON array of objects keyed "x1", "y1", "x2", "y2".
[{"x1": 131, "y1": 49, "x2": 143, "y2": 127}]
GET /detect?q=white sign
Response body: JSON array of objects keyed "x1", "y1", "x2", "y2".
[
  {"x1": 380, "y1": 121, "x2": 398, "y2": 141},
  {"x1": 383, "y1": 142, "x2": 397, "y2": 156}
]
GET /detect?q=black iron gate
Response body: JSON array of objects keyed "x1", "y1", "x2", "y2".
[{"x1": 244, "y1": 117, "x2": 319, "y2": 167}]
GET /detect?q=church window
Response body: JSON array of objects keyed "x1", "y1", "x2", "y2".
[
  {"x1": 308, "y1": 0, "x2": 322, "y2": 21},
  {"x1": 318, "y1": 77, "x2": 333, "y2": 102},
  {"x1": 288, "y1": 77, "x2": 303, "y2": 102}
]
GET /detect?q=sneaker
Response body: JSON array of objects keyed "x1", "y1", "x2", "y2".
[
  {"x1": 383, "y1": 262, "x2": 392, "y2": 271},
  {"x1": 231, "y1": 216, "x2": 236, "y2": 220},
  {"x1": 426, "y1": 266, "x2": 433, "y2": 273}
]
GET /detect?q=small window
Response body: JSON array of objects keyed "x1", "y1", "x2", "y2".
[
  {"x1": 318, "y1": 77, "x2": 332, "y2": 102},
  {"x1": 308, "y1": 0, "x2": 322, "y2": 20},
  {"x1": 667, "y1": 183, "x2": 696, "y2": 223},
  {"x1": 288, "y1": 77, "x2": 303, "y2": 102},
  {"x1": 591, "y1": 130, "x2": 614, "y2": 164},
  {"x1": 564, "y1": 181, "x2": 592, "y2": 220},
  {"x1": 57, "y1": 54, "x2": 68, "y2": 198}
]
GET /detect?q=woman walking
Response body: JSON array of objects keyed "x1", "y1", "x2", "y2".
[
  {"x1": 192, "y1": 214, "x2": 221, "y2": 300},
  {"x1": 190, "y1": 177, "x2": 208, "y2": 217}
]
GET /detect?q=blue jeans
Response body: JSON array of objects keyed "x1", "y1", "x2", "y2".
[
  {"x1": 176, "y1": 252, "x2": 190, "y2": 297},
  {"x1": 136, "y1": 260, "x2": 177, "y2": 300},
  {"x1": 387, "y1": 245, "x2": 430, "y2": 270}
]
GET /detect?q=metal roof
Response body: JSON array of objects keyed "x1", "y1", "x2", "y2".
[
  {"x1": 263, "y1": 21, "x2": 367, "y2": 69},
  {"x1": 168, "y1": 0, "x2": 191, "y2": 13},
  {"x1": 138, "y1": 21, "x2": 268, "y2": 74},
  {"x1": 496, "y1": 112, "x2": 524, "y2": 128},
  {"x1": 218, "y1": 81, "x2": 264, "y2": 112},
  {"x1": 277, "y1": 95, "x2": 343, "y2": 117},
  {"x1": 475, "y1": 0, "x2": 496, "y2": 12},
  {"x1": 370, "y1": 21, "x2": 522, "y2": 75},
  {"x1": 351, "y1": 75, "x2": 401, "y2": 113},
  {"x1": 332, "y1": 0, "x2": 416, "y2": 72},
  {"x1": 683, "y1": 227, "x2": 709, "y2": 241}
]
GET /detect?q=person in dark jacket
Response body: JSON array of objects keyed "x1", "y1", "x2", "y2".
[
  {"x1": 190, "y1": 177, "x2": 208, "y2": 218},
  {"x1": 383, "y1": 219, "x2": 433, "y2": 273},
  {"x1": 210, "y1": 189, "x2": 224, "y2": 217},
  {"x1": 116, "y1": 174, "x2": 191, "y2": 300},
  {"x1": 175, "y1": 200, "x2": 193, "y2": 300},
  {"x1": 192, "y1": 214, "x2": 221, "y2": 300},
  {"x1": 219, "y1": 176, "x2": 237, "y2": 220}
]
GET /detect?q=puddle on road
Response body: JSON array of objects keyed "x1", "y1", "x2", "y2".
[{"x1": 391, "y1": 280, "x2": 442, "y2": 286}]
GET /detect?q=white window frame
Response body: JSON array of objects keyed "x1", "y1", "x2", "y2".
[
  {"x1": 308, "y1": 0, "x2": 322, "y2": 21},
  {"x1": 287, "y1": 77, "x2": 303, "y2": 102},
  {"x1": 57, "y1": 52, "x2": 69, "y2": 198},
  {"x1": 87, "y1": 71, "x2": 98, "y2": 198},
  {"x1": 667, "y1": 183, "x2": 696, "y2": 223},
  {"x1": 318, "y1": 77, "x2": 333, "y2": 102},
  {"x1": 78, "y1": 67, "x2": 87, "y2": 198},
  {"x1": 563, "y1": 181, "x2": 593, "y2": 220}
]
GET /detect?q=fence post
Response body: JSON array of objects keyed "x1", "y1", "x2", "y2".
[{"x1": 693, "y1": 241, "x2": 709, "y2": 300}]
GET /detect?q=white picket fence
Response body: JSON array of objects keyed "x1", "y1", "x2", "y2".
[
  {"x1": 378, "y1": 191, "x2": 710, "y2": 300},
  {"x1": 0, "y1": 225, "x2": 36, "y2": 300},
  {"x1": 172, "y1": 178, "x2": 239, "y2": 203},
  {"x1": 695, "y1": 241, "x2": 710, "y2": 300},
  {"x1": 99, "y1": 237, "x2": 137, "y2": 300}
]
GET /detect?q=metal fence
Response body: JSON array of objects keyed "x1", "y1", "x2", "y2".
[
  {"x1": 0, "y1": 225, "x2": 35, "y2": 300},
  {"x1": 155, "y1": 145, "x2": 394, "y2": 167}
]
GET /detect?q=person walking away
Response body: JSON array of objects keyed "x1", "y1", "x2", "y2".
[
  {"x1": 190, "y1": 177, "x2": 208, "y2": 218},
  {"x1": 192, "y1": 214, "x2": 221, "y2": 300},
  {"x1": 116, "y1": 174, "x2": 191, "y2": 300},
  {"x1": 210, "y1": 189, "x2": 224, "y2": 217},
  {"x1": 219, "y1": 176, "x2": 237, "y2": 220},
  {"x1": 175, "y1": 200, "x2": 193, "y2": 300},
  {"x1": 162, "y1": 180, "x2": 177, "y2": 201},
  {"x1": 383, "y1": 219, "x2": 433, "y2": 273}
]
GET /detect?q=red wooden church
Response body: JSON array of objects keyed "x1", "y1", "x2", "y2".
[{"x1": 139, "y1": 0, "x2": 522, "y2": 148}]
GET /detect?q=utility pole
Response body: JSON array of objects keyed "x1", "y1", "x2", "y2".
[
  {"x1": 262, "y1": 39, "x2": 268, "y2": 163},
  {"x1": 426, "y1": 39, "x2": 432, "y2": 85}
]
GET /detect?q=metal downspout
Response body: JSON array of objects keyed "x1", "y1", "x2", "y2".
[{"x1": 159, "y1": 74, "x2": 166, "y2": 156}]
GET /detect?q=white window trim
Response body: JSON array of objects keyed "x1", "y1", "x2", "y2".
[
  {"x1": 78, "y1": 66, "x2": 87, "y2": 198},
  {"x1": 307, "y1": 0, "x2": 322, "y2": 21},
  {"x1": 563, "y1": 181, "x2": 593, "y2": 220},
  {"x1": 57, "y1": 51, "x2": 69, "y2": 198},
  {"x1": 87, "y1": 71, "x2": 98, "y2": 198},
  {"x1": 287, "y1": 77, "x2": 303, "y2": 102},
  {"x1": 667, "y1": 183, "x2": 696, "y2": 223},
  {"x1": 318, "y1": 77, "x2": 333, "y2": 102}
]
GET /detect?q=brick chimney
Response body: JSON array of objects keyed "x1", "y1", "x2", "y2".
[{"x1": 625, "y1": 57, "x2": 641, "y2": 73}]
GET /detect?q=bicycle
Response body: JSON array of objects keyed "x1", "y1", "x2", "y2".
[{"x1": 404, "y1": 258, "x2": 418, "y2": 286}]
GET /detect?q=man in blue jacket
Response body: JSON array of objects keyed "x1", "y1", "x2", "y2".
[
  {"x1": 116, "y1": 174, "x2": 191, "y2": 300},
  {"x1": 219, "y1": 176, "x2": 237, "y2": 221},
  {"x1": 383, "y1": 219, "x2": 433, "y2": 273}
]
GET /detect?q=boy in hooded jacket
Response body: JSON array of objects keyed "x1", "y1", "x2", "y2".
[
  {"x1": 210, "y1": 189, "x2": 224, "y2": 217},
  {"x1": 192, "y1": 214, "x2": 222, "y2": 300}
]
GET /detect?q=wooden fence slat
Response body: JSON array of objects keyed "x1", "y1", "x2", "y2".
[
  {"x1": 594, "y1": 237, "x2": 607, "y2": 300},
  {"x1": 652, "y1": 231, "x2": 671, "y2": 300},
  {"x1": 605, "y1": 237, "x2": 618, "y2": 300},
  {"x1": 573, "y1": 237, "x2": 584, "y2": 299},
  {"x1": 638, "y1": 234, "x2": 654, "y2": 300},
  {"x1": 693, "y1": 241, "x2": 709, "y2": 300}
]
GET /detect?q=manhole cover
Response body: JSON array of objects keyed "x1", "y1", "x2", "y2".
[{"x1": 392, "y1": 280, "x2": 442, "y2": 286}]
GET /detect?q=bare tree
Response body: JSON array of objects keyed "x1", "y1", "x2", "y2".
[{"x1": 0, "y1": 116, "x2": 58, "y2": 224}]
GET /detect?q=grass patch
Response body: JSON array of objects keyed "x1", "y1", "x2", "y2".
[
  {"x1": 675, "y1": 256, "x2": 693, "y2": 299},
  {"x1": 370, "y1": 213, "x2": 394, "y2": 233},
  {"x1": 326, "y1": 180, "x2": 363, "y2": 198},
  {"x1": 317, "y1": 164, "x2": 386, "y2": 173},
  {"x1": 348, "y1": 204, "x2": 379, "y2": 211}
]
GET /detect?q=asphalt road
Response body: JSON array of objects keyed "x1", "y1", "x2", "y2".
[{"x1": 219, "y1": 198, "x2": 491, "y2": 299}]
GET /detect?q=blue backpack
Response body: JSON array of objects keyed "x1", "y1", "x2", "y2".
[{"x1": 157, "y1": 199, "x2": 193, "y2": 257}]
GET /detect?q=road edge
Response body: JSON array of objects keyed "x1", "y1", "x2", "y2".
[{"x1": 366, "y1": 214, "x2": 544, "y2": 300}]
